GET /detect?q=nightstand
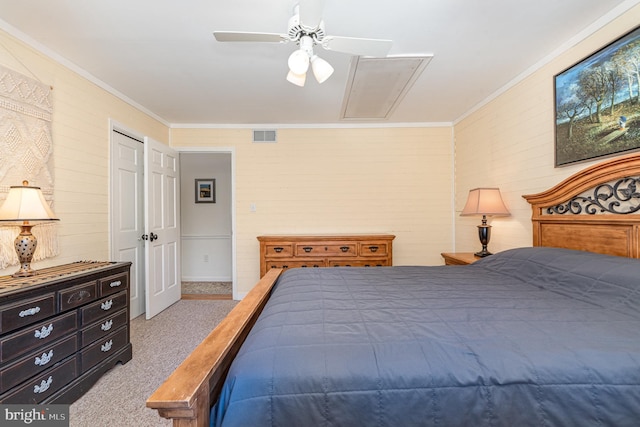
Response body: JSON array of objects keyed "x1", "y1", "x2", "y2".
[{"x1": 441, "y1": 252, "x2": 481, "y2": 265}]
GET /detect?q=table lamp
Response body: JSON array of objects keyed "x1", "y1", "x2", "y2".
[
  {"x1": 460, "y1": 188, "x2": 510, "y2": 257},
  {"x1": 0, "y1": 181, "x2": 59, "y2": 277}
]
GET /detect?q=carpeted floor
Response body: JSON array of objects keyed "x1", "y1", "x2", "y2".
[
  {"x1": 181, "y1": 281, "x2": 232, "y2": 295},
  {"x1": 69, "y1": 299, "x2": 237, "y2": 426}
]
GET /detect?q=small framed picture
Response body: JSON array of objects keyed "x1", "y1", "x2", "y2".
[{"x1": 195, "y1": 179, "x2": 215, "y2": 203}]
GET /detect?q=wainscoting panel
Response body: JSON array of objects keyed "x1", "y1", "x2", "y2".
[{"x1": 181, "y1": 235, "x2": 232, "y2": 281}]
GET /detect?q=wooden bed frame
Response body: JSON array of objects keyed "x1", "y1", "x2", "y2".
[
  {"x1": 146, "y1": 152, "x2": 640, "y2": 427},
  {"x1": 523, "y1": 152, "x2": 640, "y2": 259}
]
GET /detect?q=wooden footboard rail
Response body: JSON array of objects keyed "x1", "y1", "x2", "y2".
[{"x1": 147, "y1": 268, "x2": 283, "y2": 427}]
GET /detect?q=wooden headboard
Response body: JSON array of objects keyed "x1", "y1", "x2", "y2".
[{"x1": 523, "y1": 152, "x2": 640, "y2": 259}]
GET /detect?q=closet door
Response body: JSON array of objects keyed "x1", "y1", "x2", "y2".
[
  {"x1": 110, "y1": 129, "x2": 145, "y2": 319},
  {"x1": 144, "y1": 137, "x2": 181, "y2": 319}
]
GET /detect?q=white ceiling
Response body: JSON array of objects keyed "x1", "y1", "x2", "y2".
[{"x1": 0, "y1": 0, "x2": 637, "y2": 126}]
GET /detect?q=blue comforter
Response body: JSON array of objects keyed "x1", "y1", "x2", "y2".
[{"x1": 212, "y1": 247, "x2": 640, "y2": 426}]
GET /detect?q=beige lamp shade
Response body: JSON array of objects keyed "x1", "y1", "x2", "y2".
[
  {"x1": 0, "y1": 181, "x2": 58, "y2": 277},
  {"x1": 460, "y1": 188, "x2": 510, "y2": 217},
  {"x1": 0, "y1": 181, "x2": 58, "y2": 223},
  {"x1": 460, "y1": 187, "x2": 509, "y2": 257}
]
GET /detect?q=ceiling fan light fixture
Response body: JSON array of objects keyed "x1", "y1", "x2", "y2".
[
  {"x1": 214, "y1": 2, "x2": 394, "y2": 88},
  {"x1": 288, "y1": 49, "x2": 310, "y2": 75},
  {"x1": 310, "y1": 55, "x2": 334, "y2": 83},
  {"x1": 287, "y1": 70, "x2": 306, "y2": 87}
]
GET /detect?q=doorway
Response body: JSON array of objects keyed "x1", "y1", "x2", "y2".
[
  {"x1": 179, "y1": 151, "x2": 234, "y2": 299},
  {"x1": 110, "y1": 132, "x2": 236, "y2": 314}
]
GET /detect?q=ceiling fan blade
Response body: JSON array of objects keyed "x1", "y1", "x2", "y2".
[
  {"x1": 321, "y1": 36, "x2": 392, "y2": 57},
  {"x1": 298, "y1": 0, "x2": 326, "y2": 31},
  {"x1": 213, "y1": 31, "x2": 288, "y2": 43}
]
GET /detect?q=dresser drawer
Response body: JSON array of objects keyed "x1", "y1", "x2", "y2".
[
  {"x1": 295, "y1": 243, "x2": 357, "y2": 257},
  {"x1": 358, "y1": 241, "x2": 390, "y2": 257},
  {"x1": 59, "y1": 281, "x2": 97, "y2": 311},
  {"x1": 265, "y1": 259, "x2": 325, "y2": 273},
  {"x1": 328, "y1": 258, "x2": 390, "y2": 268},
  {"x1": 80, "y1": 291, "x2": 127, "y2": 326},
  {"x1": 80, "y1": 326, "x2": 128, "y2": 373},
  {"x1": 264, "y1": 243, "x2": 293, "y2": 257},
  {"x1": 99, "y1": 272, "x2": 128, "y2": 297},
  {"x1": 0, "y1": 311, "x2": 77, "y2": 363},
  {"x1": 0, "y1": 294, "x2": 56, "y2": 334},
  {"x1": 80, "y1": 309, "x2": 128, "y2": 347},
  {"x1": 1, "y1": 335, "x2": 77, "y2": 393},
  {"x1": 1, "y1": 356, "x2": 77, "y2": 404}
]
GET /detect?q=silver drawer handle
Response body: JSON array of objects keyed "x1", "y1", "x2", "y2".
[
  {"x1": 101, "y1": 300, "x2": 113, "y2": 310},
  {"x1": 19, "y1": 307, "x2": 41, "y2": 317},
  {"x1": 34, "y1": 324, "x2": 54, "y2": 339},
  {"x1": 101, "y1": 339, "x2": 113, "y2": 352},
  {"x1": 101, "y1": 319, "x2": 113, "y2": 331},
  {"x1": 35, "y1": 350, "x2": 54, "y2": 366},
  {"x1": 109, "y1": 280, "x2": 122, "y2": 288},
  {"x1": 34, "y1": 376, "x2": 52, "y2": 394}
]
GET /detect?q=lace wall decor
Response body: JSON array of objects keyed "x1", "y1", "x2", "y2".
[{"x1": 0, "y1": 65, "x2": 58, "y2": 269}]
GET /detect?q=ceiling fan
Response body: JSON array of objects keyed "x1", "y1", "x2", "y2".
[{"x1": 213, "y1": 0, "x2": 392, "y2": 86}]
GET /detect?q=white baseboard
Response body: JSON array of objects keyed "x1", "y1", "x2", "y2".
[{"x1": 181, "y1": 276, "x2": 232, "y2": 282}]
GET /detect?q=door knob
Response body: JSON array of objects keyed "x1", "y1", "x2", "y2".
[
  {"x1": 149, "y1": 232, "x2": 158, "y2": 242},
  {"x1": 140, "y1": 234, "x2": 149, "y2": 241}
]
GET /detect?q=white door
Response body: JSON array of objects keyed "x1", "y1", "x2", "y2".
[
  {"x1": 110, "y1": 129, "x2": 145, "y2": 319},
  {"x1": 144, "y1": 137, "x2": 181, "y2": 319}
]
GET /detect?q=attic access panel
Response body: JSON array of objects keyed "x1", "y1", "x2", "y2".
[{"x1": 341, "y1": 55, "x2": 433, "y2": 120}]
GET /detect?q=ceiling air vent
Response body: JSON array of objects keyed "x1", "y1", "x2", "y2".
[
  {"x1": 341, "y1": 55, "x2": 433, "y2": 120},
  {"x1": 253, "y1": 129, "x2": 277, "y2": 143}
]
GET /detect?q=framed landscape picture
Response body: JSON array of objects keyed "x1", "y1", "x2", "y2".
[
  {"x1": 195, "y1": 179, "x2": 215, "y2": 203},
  {"x1": 555, "y1": 25, "x2": 640, "y2": 166}
]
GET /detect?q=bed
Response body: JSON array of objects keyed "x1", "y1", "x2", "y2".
[{"x1": 147, "y1": 152, "x2": 640, "y2": 426}]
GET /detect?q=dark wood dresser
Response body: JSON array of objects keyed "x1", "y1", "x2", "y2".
[
  {"x1": 258, "y1": 234, "x2": 395, "y2": 277},
  {"x1": 0, "y1": 261, "x2": 132, "y2": 404}
]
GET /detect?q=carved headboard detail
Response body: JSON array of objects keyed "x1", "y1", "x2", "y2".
[{"x1": 523, "y1": 152, "x2": 640, "y2": 259}]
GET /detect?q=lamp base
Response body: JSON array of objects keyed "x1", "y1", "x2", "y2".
[
  {"x1": 475, "y1": 220, "x2": 493, "y2": 258},
  {"x1": 474, "y1": 249, "x2": 493, "y2": 257},
  {"x1": 12, "y1": 224, "x2": 38, "y2": 278},
  {"x1": 12, "y1": 268, "x2": 37, "y2": 278}
]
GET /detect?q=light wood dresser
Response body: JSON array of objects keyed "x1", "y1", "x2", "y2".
[
  {"x1": 258, "y1": 234, "x2": 395, "y2": 277},
  {"x1": 0, "y1": 261, "x2": 132, "y2": 404}
]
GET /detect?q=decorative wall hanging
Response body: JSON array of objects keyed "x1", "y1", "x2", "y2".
[
  {"x1": 0, "y1": 65, "x2": 57, "y2": 269},
  {"x1": 555, "y1": 25, "x2": 640, "y2": 166},
  {"x1": 195, "y1": 179, "x2": 215, "y2": 203}
]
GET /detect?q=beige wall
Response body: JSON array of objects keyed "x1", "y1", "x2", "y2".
[
  {"x1": 453, "y1": 4, "x2": 640, "y2": 254},
  {"x1": 171, "y1": 126, "x2": 454, "y2": 294},
  {"x1": 0, "y1": 29, "x2": 169, "y2": 276},
  {"x1": 0, "y1": 27, "x2": 454, "y2": 295},
  {"x1": 3, "y1": 2, "x2": 635, "y2": 294}
]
